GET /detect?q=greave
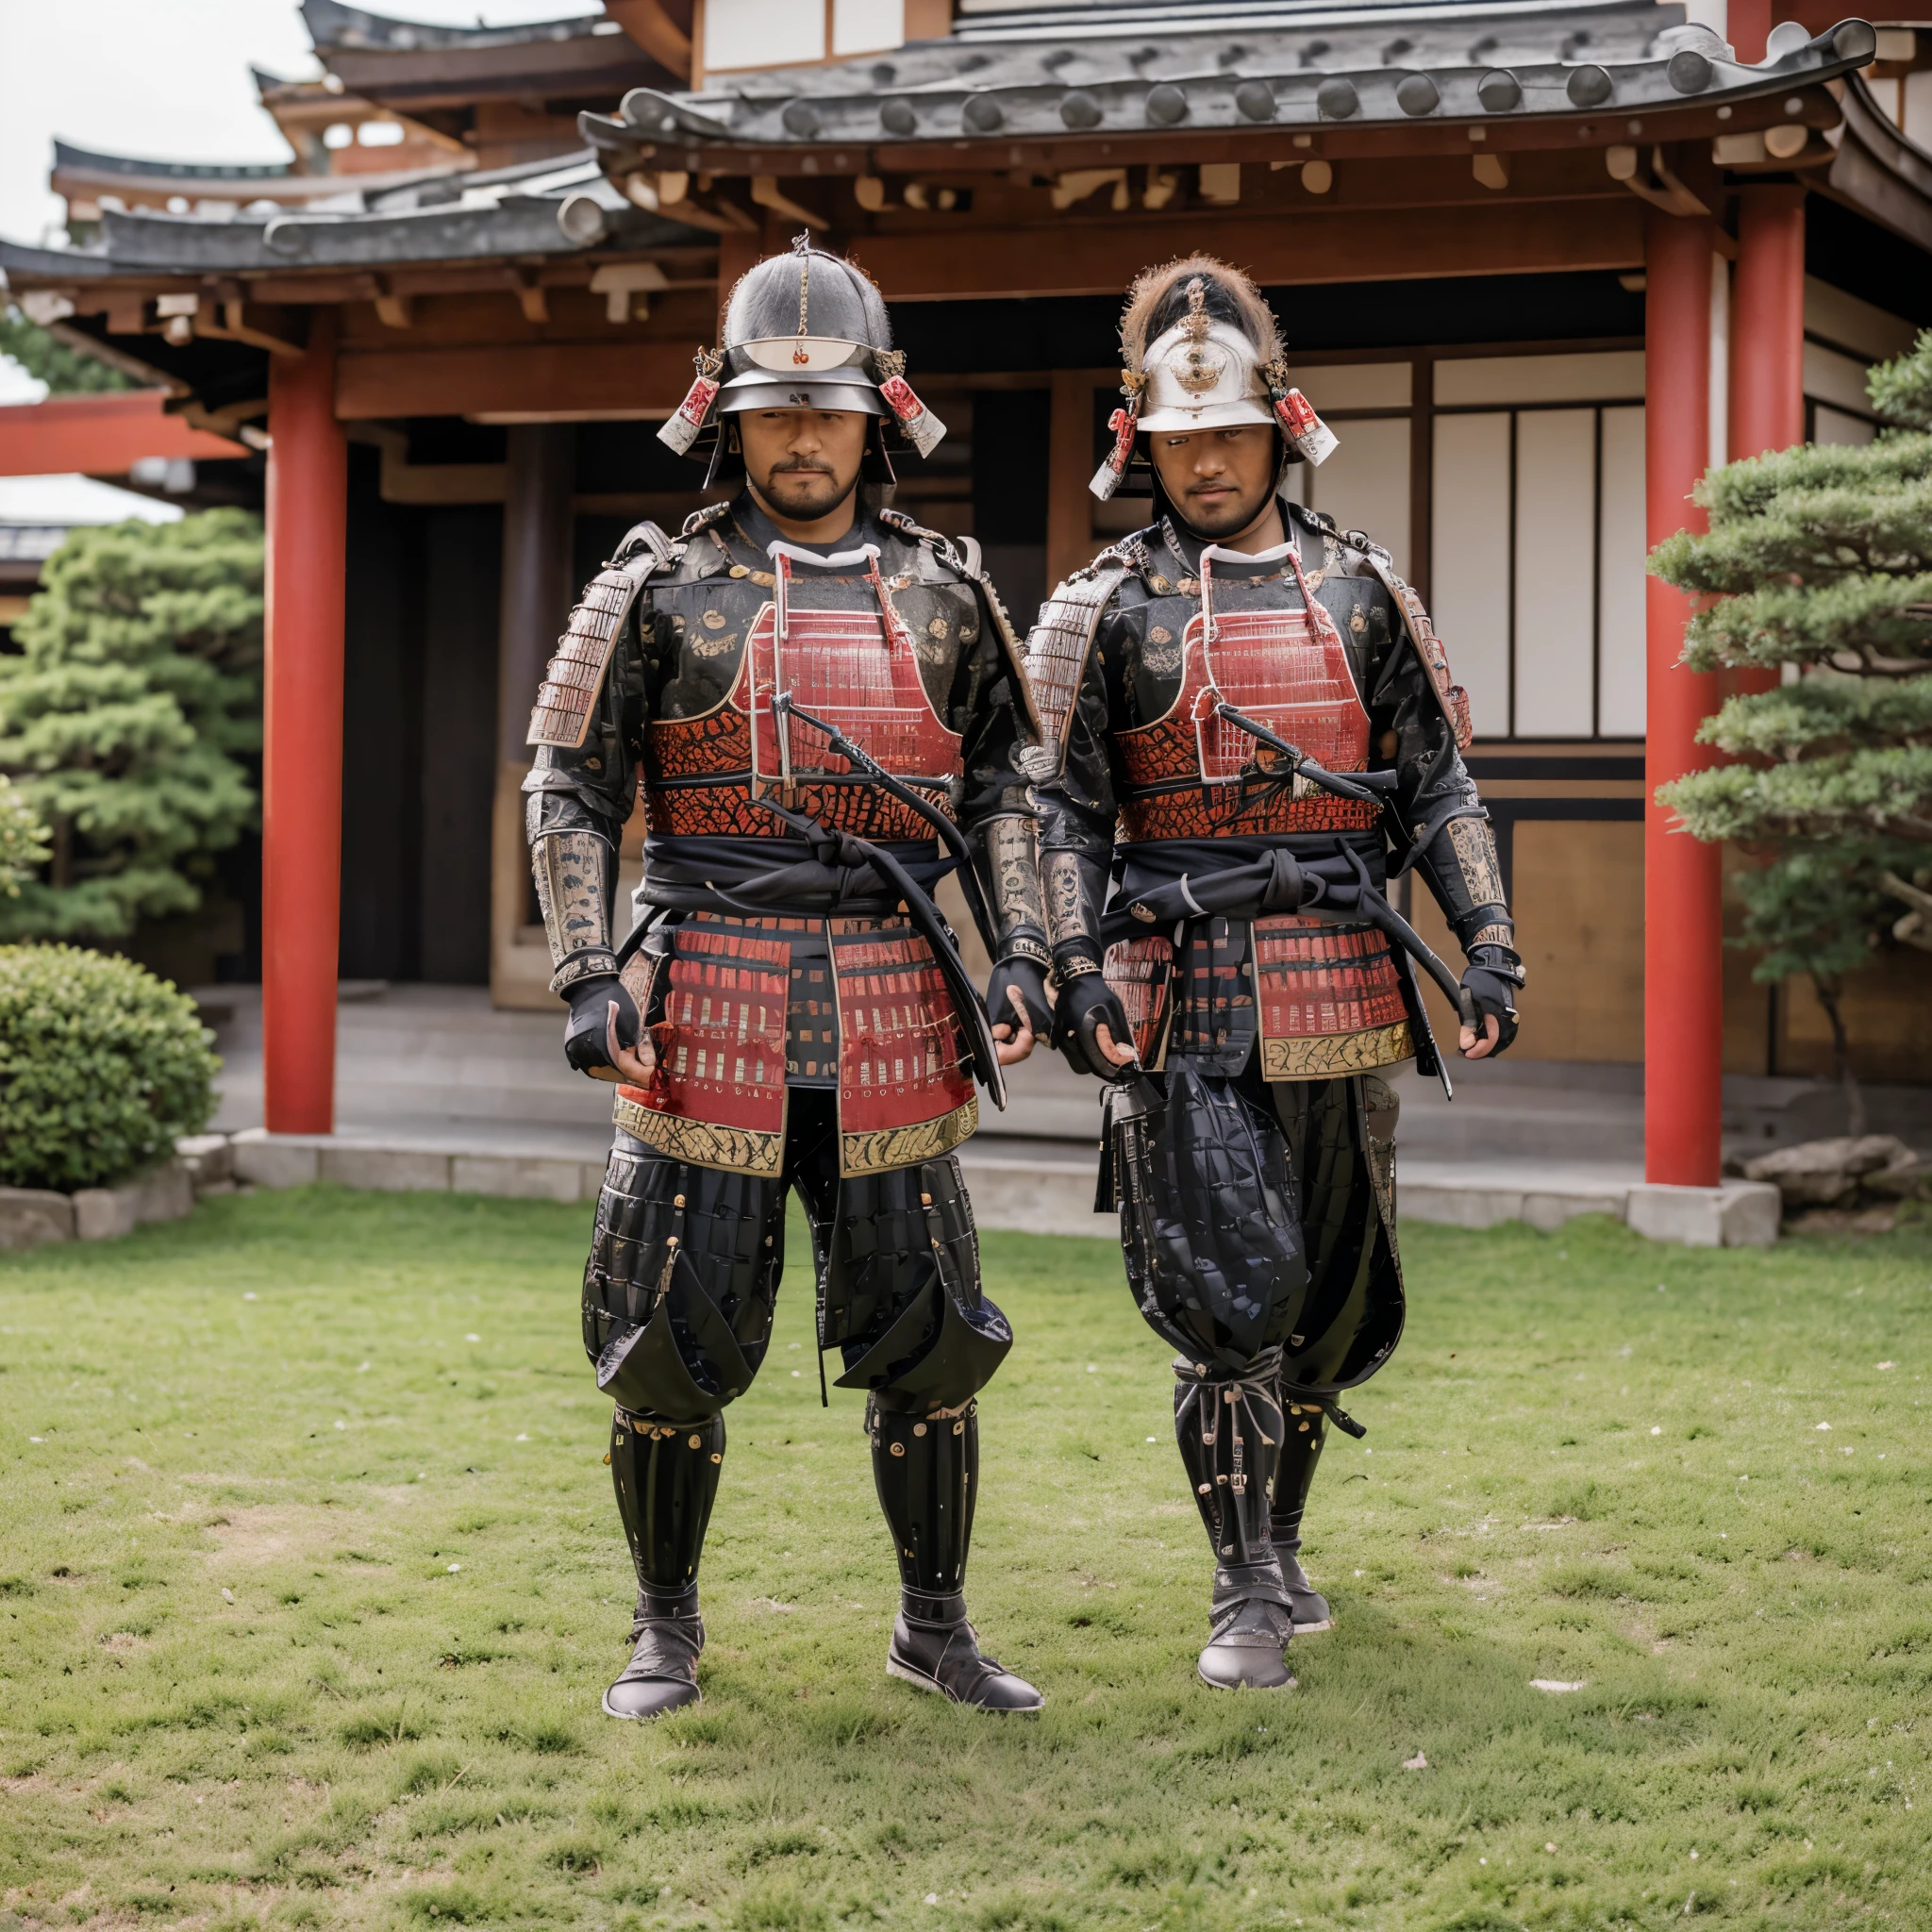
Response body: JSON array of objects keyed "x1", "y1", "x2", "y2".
[
  {"x1": 610, "y1": 1408, "x2": 725, "y2": 1593},
  {"x1": 1175, "y1": 1356, "x2": 1295, "y2": 1688},
  {"x1": 1270, "y1": 1402, "x2": 1332, "y2": 1631},
  {"x1": 868, "y1": 1395, "x2": 976, "y2": 1616}
]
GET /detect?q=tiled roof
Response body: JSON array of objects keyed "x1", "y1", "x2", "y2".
[
  {"x1": 591, "y1": 4, "x2": 1874, "y2": 150},
  {"x1": 302, "y1": 0, "x2": 608, "y2": 54},
  {"x1": 52, "y1": 142, "x2": 293, "y2": 183},
  {"x1": 0, "y1": 152, "x2": 703, "y2": 278}
]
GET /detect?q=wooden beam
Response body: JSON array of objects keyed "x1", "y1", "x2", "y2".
[
  {"x1": 0, "y1": 391, "x2": 247, "y2": 477},
  {"x1": 856, "y1": 199, "x2": 1647, "y2": 303},
  {"x1": 602, "y1": 0, "x2": 691, "y2": 81},
  {"x1": 334, "y1": 340, "x2": 699, "y2": 420}
]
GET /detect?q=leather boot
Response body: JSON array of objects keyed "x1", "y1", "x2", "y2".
[
  {"x1": 870, "y1": 1401, "x2": 1042, "y2": 1711},
  {"x1": 604, "y1": 1584, "x2": 705, "y2": 1719},
  {"x1": 1198, "y1": 1558, "x2": 1297, "y2": 1690},
  {"x1": 887, "y1": 1588, "x2": 1043, "y2": 1711}
]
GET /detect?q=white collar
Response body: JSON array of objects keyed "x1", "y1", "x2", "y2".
[{"x1": 766, "y1": 539, "x2": 879, "y2": 571}]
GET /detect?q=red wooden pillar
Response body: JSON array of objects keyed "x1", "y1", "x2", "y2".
[
  {"x1": 1728, "y1": 186, "x2": 1807, "y2": 719},
  {"x1": 1729, "y1": 0, "x2": 1773, "y2": 63},
  {"x1": 1731, "y1": 187, "x2": 1806, "y2": 464},
  {"x1": 1644, "y1": 208, "x2": 1724, "y2": 1185},
  {"x1": 261, "y1": 311, "x2": 348, "y2": 1134}
]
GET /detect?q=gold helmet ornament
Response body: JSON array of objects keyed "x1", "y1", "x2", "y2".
[{"x1": 1091, "y1": 254, "x2": 1337, "y2": 501}]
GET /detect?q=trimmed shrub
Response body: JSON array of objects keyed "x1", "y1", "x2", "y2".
[{"x1": 0, "y1": 944, "x2": 217, "y2": 1191}]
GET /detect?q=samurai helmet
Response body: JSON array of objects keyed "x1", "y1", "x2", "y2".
[
  {"x1": 658, "y1": 234, "x2": 944, "y2": 484},
  {"x1": 1091, "y1": 254, "x2": 1337, "y2": 501}
]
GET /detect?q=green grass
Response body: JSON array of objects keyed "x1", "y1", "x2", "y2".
[{"x1": 1, "y1": 1188, "x2": 1928, "y2": 1932}]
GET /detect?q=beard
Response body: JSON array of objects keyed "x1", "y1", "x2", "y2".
[
  {"x1": 1172, "y1": 476, "x2": 1274, "y2": 541},
  {"x1": 755, "y1": 458, "x2": 858, "y2": 522}
]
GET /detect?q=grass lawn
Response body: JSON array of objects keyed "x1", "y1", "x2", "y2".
[{"x1": 0, "y1": 1188, "x2": 1927, "y2": 1932}]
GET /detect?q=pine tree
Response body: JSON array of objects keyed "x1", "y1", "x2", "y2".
[
  {"x1": 1651, "y1": 334, "x2": 1932, "y2": 1127},
  {"x1": 0, "y1": 306, "x2": 132, "y2": 394},
  {"x1": 0, "y1": 511, "x2": 262, "y2": 941},
  {"x1": 0, "y1": 774, "x2": 49, "y2": 896}
]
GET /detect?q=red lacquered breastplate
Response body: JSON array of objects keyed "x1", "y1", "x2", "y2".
[
  {"x1": 1115, "y1": 550, "x2": 1378, "y2": 841},
  {"x1": 643, "y1": 551, "x2": 963, "y2": 842}
]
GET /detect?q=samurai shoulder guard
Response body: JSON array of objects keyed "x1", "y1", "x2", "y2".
[
  {"x1": 1019, "y1": 556, "x2": 1132, "y2": 780},
  {"x1": 1358, "y1": 554, "x2": 1474, "y2": 755},
  {"x1": 527, "y1": 521, "x2": 679, "y2": 752}
]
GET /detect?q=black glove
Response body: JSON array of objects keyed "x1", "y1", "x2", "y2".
[
  {"x1": 985, "y1": 955, "x2": 1052, "y2": 1046},
  {"x1": 1051, "y1": 968, "x2": 1138, "y2": 1082},
  {"x1": 1458, "y1": 945, "x2": 1523, "y2": 1058},
  {"x1": 563, "y1": 973, "x2": 642, "y2": 1078}
]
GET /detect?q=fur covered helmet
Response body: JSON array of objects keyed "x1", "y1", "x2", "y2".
[{"x1": 1091, "y1": 254, "x2": 1337, "y2": 500}]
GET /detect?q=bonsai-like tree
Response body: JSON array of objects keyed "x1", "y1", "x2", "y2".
[
  {"x1": 0, "y1": 510, "x2": 262, "y2": 941},
  {"x1": 1651, "y1": 333, "x2": 1932, "y2": 1132}
]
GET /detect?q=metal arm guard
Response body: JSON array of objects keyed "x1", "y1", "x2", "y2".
[
  {"x1": 974, "y1": 814, "x2": 1049, "y2": 966},
  {"x1": 526, "y1": 796, "x2": 618, "y2": 993},
  {"x1": 1042, "y1": 846, "x2": 1109, "y2": 978},
  {"x1": 1101, "y1": 1063, "x2": 1310, "y2": 1374}
]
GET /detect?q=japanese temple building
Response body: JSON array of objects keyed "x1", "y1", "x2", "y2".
[{"x1": 4, "y1": 0, "x2": 1931, "y2": 1185}]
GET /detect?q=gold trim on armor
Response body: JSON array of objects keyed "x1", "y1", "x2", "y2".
[
  {"x1": 612, "y1": 1096, "x2": 785, "y2": 1174},
  {"x1": 840, "y1": 1098, "x2": 977, "y2": 1177},
  {"x1": 1262, "y1": 1020, "x2": 1414, "y2": 1080}
]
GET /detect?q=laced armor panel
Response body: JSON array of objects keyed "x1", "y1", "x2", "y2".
[
  {"x1": 528, "y1": 528, "x2": 673, "y2": 751},
  {"x1": 1361, "y1": 555, "x2": 1474, "y2": 754},
  {"x1": 1021, "y1": 562, "x2": 1129, "y2": 778}
]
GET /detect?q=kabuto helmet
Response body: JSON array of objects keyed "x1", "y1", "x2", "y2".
[
  {"x1": 658, "y1": 234, "x2": 944, "y2": 486},
  {"x1": 1091, "y1": 254, "x2": 1338, "y2": 503}
]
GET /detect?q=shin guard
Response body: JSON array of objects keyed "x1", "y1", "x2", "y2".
[
  {"x1": 1174, "y1": 1355, "x2": 1295, "y2": 1687},
  {"x1": 868, "y1": 1396, "x2": 976, "y2": 1614},
  {"x1": 1270, "y1": 1403, "x2": 1332, "y2": 1631},
  {"x1": 610, "y1": 1408, "x2": 724, "y2": 1593}
]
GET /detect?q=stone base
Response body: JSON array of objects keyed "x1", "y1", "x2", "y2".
[
  {"x1": 0, "y1": 1188, "x2": 78, "y2": 1251},
  {"x1": 1625, "y1": 1180, "x2": 1782, "y2": 1249},
  {"x1": 0, "y1": 1159, "x2": 196, "y2": 1250}
]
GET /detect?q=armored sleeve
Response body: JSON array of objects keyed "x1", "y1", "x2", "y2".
[
  {"x1": 1365, "y1": 578, "x2": 1513, "y2": 958},
  {"x1": 522, "y1": 532, "x2": 664, "y2": 991},
  {"x1": 1027, "y1": 575, "x2": 1128, "y2": 980}
]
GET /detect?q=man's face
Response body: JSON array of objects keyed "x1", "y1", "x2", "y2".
[
  {"x1": 737, "y1": 408, "x2": 870, "y2": 523},
  {"x1": 1148, "y1": 423, "x2": 1278, "y2": 539}
]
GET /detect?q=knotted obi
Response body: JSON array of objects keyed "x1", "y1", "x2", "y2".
[
  {"x1": 642, "y1": 543, "x2": 963, "y2": 843},
  {"x1": 1114, "y1": 546, "x2": 1378, "y2": 842}
]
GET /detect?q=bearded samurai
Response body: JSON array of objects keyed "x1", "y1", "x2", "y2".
[
  {"x1": 1024, "y1": 257, "x2": 1524, "y2": 1692},
  {"x1": 524, "y1": 239, "x2": 1053, "y2": 1718}
]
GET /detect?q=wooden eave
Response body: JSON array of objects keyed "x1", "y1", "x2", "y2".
[{"x1": 1824, "y1": 68, "x2": 1932, "y2": 248}]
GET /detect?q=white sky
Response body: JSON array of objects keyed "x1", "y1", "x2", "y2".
[
  {"x1": 0, "y1": 0, "x2": 594, "y2": 520},
  {"x1": 0, "y1": 0, "x2": 595, "y2": 249}
]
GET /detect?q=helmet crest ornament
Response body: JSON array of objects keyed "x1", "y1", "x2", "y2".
[{"x1": 1090, "y1": 254, "x2": 1337, "y2": 501}]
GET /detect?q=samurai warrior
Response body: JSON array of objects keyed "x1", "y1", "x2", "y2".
[
  {"x1": 1025, "y1": 257, "x2": 1524, "y2": 1690},
  {"x1": 525, "y1": 239, "x2": 1052, "y2": 1718}
]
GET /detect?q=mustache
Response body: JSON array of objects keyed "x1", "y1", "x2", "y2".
[{"x1": 769, "y1": 458, "x2": 838, "y2": 476}]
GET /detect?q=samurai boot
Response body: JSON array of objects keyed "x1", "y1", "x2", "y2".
[
  {"x1": 1176, "y1": 1355, "x2": 1296, "y2": 1690},
  {"x1": 887, "y1": 1586, "x2": 1043, "y2": 1711},
  {"x1": 605, "y1": 1583, "x2": 704, "y2": 1720},
  {"x1": 871, "y1": 1399, "x2": 1042, "y2": 1711},
  {"x1": 1271, "y1": 1402, "x2": 1333, "y2": 1633},
  {"x1": 604, "y1": 1407, "x2": 724, "y2": 1719},
  {"x1": 1201, "y1": 1561, "x2": 1296, "y2": 1691}
]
